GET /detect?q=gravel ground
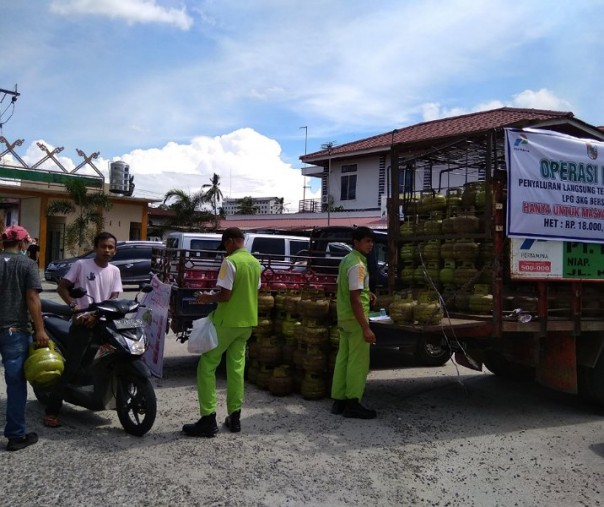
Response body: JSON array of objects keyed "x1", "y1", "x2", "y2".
[{"x1": 1, "y1": 286, "x2": 603, "y2": 506}]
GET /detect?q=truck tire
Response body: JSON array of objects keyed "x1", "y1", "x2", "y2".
[
  {"x1": 414, "y1": 336, "x2": 452, "y2": 367},
  {"x1": 483, "y1": 349, "x2": 535, "y2": 381}
]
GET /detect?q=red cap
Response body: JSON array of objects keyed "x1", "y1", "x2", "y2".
[{"x1": 2, "y1": 225, "x2": 32, "y2": 243}]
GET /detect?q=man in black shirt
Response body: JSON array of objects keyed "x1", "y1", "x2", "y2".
[{"x1": 27, "y1": 237, "x2": 40, "y2": 264}]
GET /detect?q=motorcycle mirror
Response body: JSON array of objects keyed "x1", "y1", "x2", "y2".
[
  {"x1": 69, "y1": 287, "x2": 87, "y2": 298},
  {"x1": 140, "y1": 284, "x2": 153, "y2": 294}
]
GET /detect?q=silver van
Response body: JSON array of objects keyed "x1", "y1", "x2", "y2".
[
  {"x1": 243, "y1": 233, "x2": 309, "y2": 263},
  {"x1": 165, "y1": 232, "x2": 223, "y2": 257}
]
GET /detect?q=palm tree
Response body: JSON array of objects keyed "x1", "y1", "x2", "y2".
[
  {"x1": 162, "y1": 188, "x2": 213, "y2": 229},
  {"x1": 275, "y1": 197, "x2": 285, "y2": 214},
  {"x1": 236, "y1": 196, "x2": 258, "y2": 215},
  {"x1": 47, "y1": 178, "x2": 112, "y2": 255},
  {"x1": 203, "y1": 173, "x2": 223, "y2": 229}
]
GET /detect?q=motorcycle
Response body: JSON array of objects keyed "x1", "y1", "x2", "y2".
[{"x1": 36, "y1": 286, "x2": 157, "y2": 436}]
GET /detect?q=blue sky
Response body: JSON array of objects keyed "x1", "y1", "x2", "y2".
[{"x1": 1, "y1": 0, "x2": 603, "y2": 209}]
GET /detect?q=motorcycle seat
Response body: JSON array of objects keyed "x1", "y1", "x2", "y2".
[
  {"x1": 41, "y1": 300, "x2": 73, "y2": 317},
  {"x1": 44, "y1": 315, "x2": 72, "y2": 339}
]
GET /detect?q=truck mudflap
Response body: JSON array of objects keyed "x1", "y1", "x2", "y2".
[
  {"x1": 455, "y1": 351, "x2": 482, "y2": 372},
  {"x1": 535, "y1": 332, "x2": 577, "y2": 394}
]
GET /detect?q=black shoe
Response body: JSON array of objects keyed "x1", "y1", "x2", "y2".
[
  {"x1": 224, "y1": 410, "x2": 241, "y2": 433},
  {"x1": 182, "y1": 414, "x2": 218, "y2": 437},
  {"x1": 342, "y1": 399, "x2": 377, "y2": 420},
  {"x1": 331, "y1": 399, "x2": 347, "y2": 415},
  {"x1": 6, "y1": 432, "x2": 39, "y2": 452}
]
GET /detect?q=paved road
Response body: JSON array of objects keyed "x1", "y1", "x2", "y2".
[{"x1": 0, "y1": 282, "x2": 601, "y2": 506}]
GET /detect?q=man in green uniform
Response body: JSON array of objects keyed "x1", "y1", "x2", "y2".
[
  {"x1": 331, "y1": 226, "x2": 377, "y2": 419},
  {"x1": 183, "y1": 227, "x2": 261, "y2": 437}
]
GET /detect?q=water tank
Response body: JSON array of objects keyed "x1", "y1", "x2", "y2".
[{"x1": 109, "y1": 161, "x2": 130, "y2": 194}]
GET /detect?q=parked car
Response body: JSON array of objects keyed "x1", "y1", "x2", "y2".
[{"x1": 44, "y1": 240, "x2": 164, "y2": 285}]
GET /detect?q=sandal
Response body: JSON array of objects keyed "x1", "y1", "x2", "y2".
[{"x1": 43, "y1": 415, "x2": 61, "y2": 428}]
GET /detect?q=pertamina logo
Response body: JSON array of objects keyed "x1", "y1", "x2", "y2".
[
  {"x1": 586, "y1": 143, "x2": 598, "y2": 160},
  {"x1": 513, "y1": 134, "x2": 529, "y2": 152}
]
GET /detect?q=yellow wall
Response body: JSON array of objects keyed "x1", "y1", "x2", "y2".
[
  {"x1": 20, "y1": 196, "x2": 41, "y2": 239},
  {"x1": 105, "y1": 201, "x2": 143, "y2": 240}
]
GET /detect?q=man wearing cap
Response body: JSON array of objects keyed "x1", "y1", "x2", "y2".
[
  {"x1": 330, "y1": 226, "x2": 378, "y2": 419},
  {"x1": 0, "y1": 225, "x2": 49, "y2": 451},
  {"x1": 183, "y1": 227, "x2": 261, "y2": 437}
]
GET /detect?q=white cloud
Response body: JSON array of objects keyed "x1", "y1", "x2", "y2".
[
  {"x1": 16, "y1": 129, "x2": 319, "y2": 213},
  {"x1": 49, "y1": 0, "x2": 193, "y2": 30},
  {"x1": 420, "y1": 89, "x2": 573, "y2": 122},
  {"x1": 510, "y1": 89, "x2": 572, "y2": 111}
]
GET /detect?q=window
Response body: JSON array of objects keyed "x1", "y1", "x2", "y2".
[
  {"x1": 341, "y1": 174, "x2": 357, "y2": 200},
  {"x1": 291, "y1": 240, "x2": 309, "y2": 255},
  {"x1": 250, "y1": 237, "x2": 285, "y2": 256},
  {"x1": 113, "y1": 246, "x2": 151, "y2": 261},
  {"x1": 190, "y1": 239, "x2": 223, "y2": 258}
]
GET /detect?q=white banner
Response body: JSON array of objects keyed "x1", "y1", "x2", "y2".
[
  {"x1": 137, "y1": 275, "x2": 171, "y2": 378},
  {"x1": 505, "y1": 128, "x2": 604, "y2": 243}
]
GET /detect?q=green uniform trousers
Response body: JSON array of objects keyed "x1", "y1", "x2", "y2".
[
  {"x1": 196, "y1": 325, "x2": 252, "y2": 416},
  {"x1": 330, "y1": 319, "x2": 370, "y2": 400}
]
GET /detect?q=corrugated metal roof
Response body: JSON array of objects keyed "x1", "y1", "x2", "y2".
[{"x1": 302, "y1": 107, "x2": 575, "y2": 161}]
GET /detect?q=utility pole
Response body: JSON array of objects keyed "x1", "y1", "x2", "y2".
[
  {"x1": 0, "y1": 85, "x2": 20, "y2": 130},
  {"x1": 300, "y1": 126, "x2": 310, "y2": 206},
  {"x1": 321, "y1": 141, "x2": 336, "y2": 225}
]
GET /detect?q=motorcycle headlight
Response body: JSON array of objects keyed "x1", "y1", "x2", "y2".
[{"x1": 128, "y1": 335, "x2": 147, "y2": 355}]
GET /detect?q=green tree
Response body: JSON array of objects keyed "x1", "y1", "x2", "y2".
[
  {"x1": 203, "y1": 173, "x2": 224, "y2": 229},
  {"x1": 236, "y1": 196, "x2": 258, "y2": 215},
  {"x1": 275, "y1": 197, "x2": 285, "y2": 214},
  {"x1": 47, "y1": 179, "x2": 112, "y2": 255},
  {"x1": 162, "y1": 188, "x2": 213, "y2": 229}
]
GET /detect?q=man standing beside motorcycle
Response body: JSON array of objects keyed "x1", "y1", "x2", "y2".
[
  {"x1": 183, "y1": 227, "x2": 261, "y2": 437},
  {"x1": 0, "y1": 226, "x2": 49, "y2": 451},
  {"x1": 43, "y1": 231, "x2": 122, "y2": 428}
]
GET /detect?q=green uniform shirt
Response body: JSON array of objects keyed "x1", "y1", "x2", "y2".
[
  {"x1": 212, "y1": 248, "x2": 261, "y2": 327},
  {"x1": 336, "y1": 249, "x2": 370, "y2": 322}
]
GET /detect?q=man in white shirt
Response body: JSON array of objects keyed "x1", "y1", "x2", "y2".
[{"x1": 43, "y1": 231, "x2": 122, "y2": 427}]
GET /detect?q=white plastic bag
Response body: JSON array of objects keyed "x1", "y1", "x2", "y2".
[{"x1": 187, "y1": 314, "x2": 218, "y2": 354}]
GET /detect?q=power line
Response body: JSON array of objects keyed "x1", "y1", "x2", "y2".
[{"x1": 0, "y1": 84, "x2": 20, "y2": 131}]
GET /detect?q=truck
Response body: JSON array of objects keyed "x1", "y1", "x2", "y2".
[
  {"x1": 151, "y1": 237, "x2": 334, "y2": 340},
  {"x1": 151, "y1": 127, "x2": 604, "y2": 404},
  {"x1": 380, "y1": 126, "x2": 604, "y2": 405},
  {"x1": 151, "y1": 227, "x2": 452, "y2": 366}
]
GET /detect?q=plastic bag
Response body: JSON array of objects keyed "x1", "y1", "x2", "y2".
[{"x1": 187, "y1": 314, "x2": 218, "y2": 354}]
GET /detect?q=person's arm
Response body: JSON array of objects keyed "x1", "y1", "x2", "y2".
[
  {"x1": 57, "y1": 277, "x2": 76, "y2": 307},
  {"x1": 110, "y1": 266, "x2": 123, "y2": 298},
  {"x1": 349, "y1": 289, "x2": 376, "y2": 344},
  {"x1": 25, "y1": 288, "x2": 49, "y2": 348},
  {"x1": 197, "y1": 258, "x2": 234, "y2": 304}
]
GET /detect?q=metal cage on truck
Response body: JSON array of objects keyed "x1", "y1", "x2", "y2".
[{"x1": 383, "y1": 126, "x2": 604, "y2": 404}]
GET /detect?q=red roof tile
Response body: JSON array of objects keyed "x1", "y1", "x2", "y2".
[{"x1": 302, "y1": 107, "x2": 574, "y2": 161}]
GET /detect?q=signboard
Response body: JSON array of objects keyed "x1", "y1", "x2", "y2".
[
  {"x1": 505, "y1": 128, "x2": 604, "y2": 244},
  {"x1": 510, "y1": 238, "x2": 604, "y2": 280},
  {"x1": 0, "y1": 165, "x2": 103, "y2": 187},
  {"x1": 136, "y1": 275, "x2": 171, "y2": 378}
]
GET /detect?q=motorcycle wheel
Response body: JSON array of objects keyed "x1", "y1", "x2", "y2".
[{"x1": 116, "y1": 375, "x2": 157, "y2": 436}]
